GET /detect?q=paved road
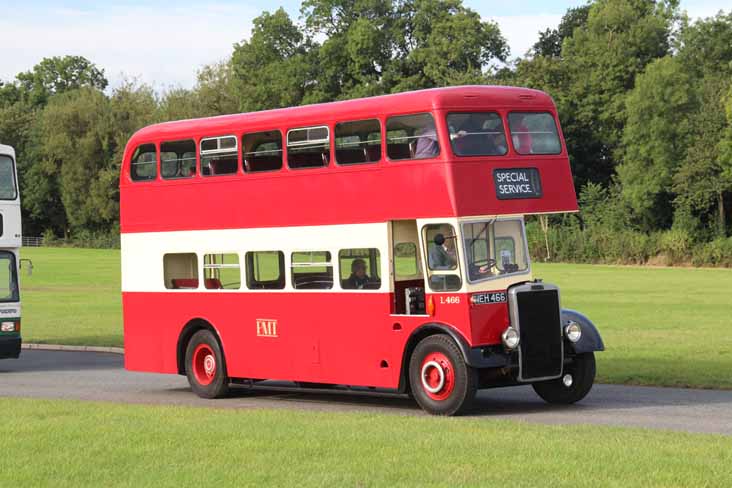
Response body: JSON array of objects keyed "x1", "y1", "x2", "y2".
[{"x1": 2, "y1": 350, "x2": 731, "y2": 435}]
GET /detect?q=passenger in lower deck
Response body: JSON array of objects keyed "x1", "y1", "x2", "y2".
[{"x1": 344, "y1": 259, "x2": 370, "y2": 289}]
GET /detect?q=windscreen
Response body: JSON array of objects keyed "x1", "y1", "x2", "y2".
[
  {"x1": 0, "y1": 155, "x2": 18, "y2": 200},
  {"x1": 0, "y1": 252, "x2": 19, "y2": 302},
  {"x1": 462, "y1": 219, "x2": 529, "y2": 282}
]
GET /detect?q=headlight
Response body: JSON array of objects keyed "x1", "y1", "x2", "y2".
[
  {"x1": 501, "y1": 326, "x2": 520, "y2": 350},
  {"x1": 564, "y1": 321, "x2": 582, "y2": 343},
  {"x1": 0, "y1": 321, "x2": 16, "y2": 332}
]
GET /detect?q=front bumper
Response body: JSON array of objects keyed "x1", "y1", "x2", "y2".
[{"x1": 0, "y1": 334, "x2": 21, "y2": 359}]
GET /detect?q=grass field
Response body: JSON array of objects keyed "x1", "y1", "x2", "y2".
[
  {"x1": 18, "y1": 247, "x2": 732, "y2": 388},
  {"x1": 1, "y1": 397, "x2": 730, "y2": 487}
]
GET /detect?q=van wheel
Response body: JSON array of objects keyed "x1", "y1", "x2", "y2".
[
  {"x1": 185, "y1": 330, "x2": 229, "y2": 399},
  {"x1": 532, "y1": 352, "x2": 595, "y2": 404},
  {"x1": 409, "y1": 335, "x2": 477, "y2": 416}
]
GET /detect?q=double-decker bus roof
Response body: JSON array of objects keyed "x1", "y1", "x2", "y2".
[
  {"x1": 130, "y1": 86, "x2": 555, "y2": 142},
  {"x1": 121, "y1": 85, "x2": 577, "y2": 234}
]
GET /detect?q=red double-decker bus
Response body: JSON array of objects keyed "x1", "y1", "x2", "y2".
[{"x1": 121, "y1": 86, "x2": 604, "y2": 415}]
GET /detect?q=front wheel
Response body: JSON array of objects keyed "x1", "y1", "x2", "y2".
[
  {"x1": 532, "y1": 352, "x2": 596, "y2": 404},
  {"x1": 185, "y1": 329, "x2": 230, "y2": 399},
  {"x1": 409, "y1": 335, "x2": 477, "y2": 416}
]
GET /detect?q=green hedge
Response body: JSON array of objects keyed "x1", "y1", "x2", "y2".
[{"x1": 527, "y1": 221, "x2": 732, "y2": 267}]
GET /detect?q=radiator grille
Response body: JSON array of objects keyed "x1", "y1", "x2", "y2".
[{"x1": 515, "y1": 289, "x2": 563, "y2": 381}]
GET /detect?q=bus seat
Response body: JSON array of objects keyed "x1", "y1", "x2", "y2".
[
  {"x1": 336, "y1": 149, "x2": 366, "y2": 165},
  {"x1": 388, "y1": 144, "x2": 411, "y2": 160},
  {"x1": 204, "y1": 278, "x2": 223, "y2": 289},
  {"x1": 366, "y1": 146, "x2": 381, "y2": 162},
  {"x1": 246, "y1": 155, "x2": 281, "y2": 172},
  {"x1": 171, "y1": 278, "x2": 199, "y2": 289}
]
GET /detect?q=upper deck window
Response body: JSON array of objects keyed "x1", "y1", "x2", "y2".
[
  {"x1": 335, "y1": 120, "x2": 381, "y2": 165},
  {"x1": 201, "y1": 136, "x2": 239, "y2": 176},
  {"x1": 243, "y1": 131, "x2": 283, "y2": 173},
  {"x1": 287, "y1": 126, "x2": 330, "y2": 169},
  {"x1": 386, "y1": 113, "x2": 439, "y2": 161},
  {"x1": 0, "y1": 155, "x2": 18, "y2": 200},
  {"x1": 508, "y1": 112, "x2": 561, "y2": 155},
  {"x1": 161, "y1": 140, "x2": 196, "y2": 179},
  {"x1": 130, "y1": 144, "x2": 157, "y2": 181},
  {"x1": 447, "y1": 113, "x2": 508, "y2": 157}
]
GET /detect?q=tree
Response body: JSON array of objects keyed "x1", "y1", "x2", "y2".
[
  {"x1": 231, "y1": 1, "x2": 508, "y2": 110},
  {"x1": 387, "y1": 0, "x2": 508, "y2": 92},
  {"x1": 674, "y1": 78, "x2": 732, "y2": 236},
  {"x1": 195, "y1": 61, "x2": 239, "y2": 116},
  {"x1": 29, "y1": 88, "x2": 113, "y2": 235},
  {"x1": 559, "y1": 0, "x2": 678, "y2": 187},
  {"x1": 532, "y1": 4, "x2": 591, "y2": 58},
  {"x1": 15, "y1": 56, "x2": 108, "y2": 107},
  {"x1": 676, "y1": 11, "x2": 732, "y2": 79},
  {"x1": 230, "y1": 8, "x2": 314, "y2": 111},
  {"x1": 617, "y1": 56, "x2": 697, "y2": 229}
]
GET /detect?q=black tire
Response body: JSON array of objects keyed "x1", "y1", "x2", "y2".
[
  {"x1": 185, "y1": 329, "x2": 230, "y2": 399},
  {"x1": 532, "y1": 352, "x2": 596, "y2": 404},
  {"x1": 408, "y1": 335, "x2": 477, "y2": 416}
]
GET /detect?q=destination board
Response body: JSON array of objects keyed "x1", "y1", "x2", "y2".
[{"x1": 494, "y1": 168, "x2": 543, "y2": 200}]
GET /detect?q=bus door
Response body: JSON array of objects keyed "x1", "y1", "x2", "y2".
[{"x1": 390, "y1": 220, "x2": 427, "y2": 316}]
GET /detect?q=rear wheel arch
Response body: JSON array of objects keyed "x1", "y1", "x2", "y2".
[
  {"x1": 177, "y1": 318, "x2": 225, "y2": 375},
  {"x1": 398, "y1": 323, "x2": 471, "y2": 393}
]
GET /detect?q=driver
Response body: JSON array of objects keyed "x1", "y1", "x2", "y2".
[{"x1": 428, "y1": 234, "x2": 456, "y2": 269}]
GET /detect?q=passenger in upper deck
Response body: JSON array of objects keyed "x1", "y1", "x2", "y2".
[
  {"x1": 414, "y1": 125, "x2": 439, "y2": 159},
  {"x1": 448, "y1": 114, "x2": 508, "y2": 156},
  {"x1": 511, "y1": 114, "x2": 533, "y2": 154}
]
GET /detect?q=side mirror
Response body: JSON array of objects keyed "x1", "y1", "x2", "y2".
[{"x1": 20, "y1": 258, "x2": 33, "y2": 277}]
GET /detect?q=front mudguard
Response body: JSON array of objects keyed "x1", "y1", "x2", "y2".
[{"x1": 562, "y1": 309, "x2": 604, "y2": 354}]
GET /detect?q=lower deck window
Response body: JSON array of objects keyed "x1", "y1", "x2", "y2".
[
  {"x1": 246, "y1": 251, "x2": 285, "y2": 289},
  {"x1": 164, "y1": 253, "x2": 199, "y2": 289},
  {"x1": 339, "y1": 249, "x2": 381, "y2": 290},
  {"x1": 203, "y1": 254, "x2": 241, "y2": 289},
  {"x1": 292, "y1": 251, "x2": 333, "y2": 289}
]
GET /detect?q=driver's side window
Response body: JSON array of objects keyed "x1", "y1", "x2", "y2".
[{"x1": 423, "y1": 224, "x2": 461, "y2": 292}]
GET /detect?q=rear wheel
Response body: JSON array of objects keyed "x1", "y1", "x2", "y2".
[
  {"x1": 532, "y1": 352, "x2": 595, "y2": 404},
  {"x1": 409, "y1": 335, "x2": 477, "y2": 416},
  {"x1": 185, "y1": 330, "x2": 229, "y2": 399}
]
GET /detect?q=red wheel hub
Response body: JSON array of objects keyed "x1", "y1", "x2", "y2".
[
  {"x1": 192, "y1": 344, "x2": 217, "y2": 386},
  {"x1": 420, "y1": 352, "x2": 455, "y2": 401}
]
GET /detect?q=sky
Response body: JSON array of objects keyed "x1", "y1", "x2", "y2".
[{"x1": 0, "y1": 1, "x2": 730, "y2": 91}]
